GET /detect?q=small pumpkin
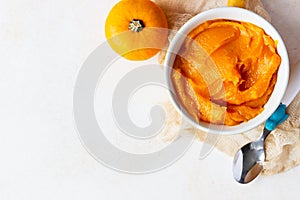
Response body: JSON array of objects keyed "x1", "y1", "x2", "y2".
[
  {"x1": 105, "y1": 0, "x2": 168, "y2": 61},
  {"x1": 227, "y1": 0, "x2": 246, "y2": 8}
]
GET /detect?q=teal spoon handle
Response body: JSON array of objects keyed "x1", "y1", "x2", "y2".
[{"x1": 265, "y1": 103, "x2": 289, "y2": 131}]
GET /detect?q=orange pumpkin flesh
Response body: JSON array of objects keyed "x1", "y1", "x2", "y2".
[
  {"x1": 171, "y1": 19, "x2": 281, "y2": 126},
  {"x1": 105, "y1": 0, "x2": 168, "y2": 61}
]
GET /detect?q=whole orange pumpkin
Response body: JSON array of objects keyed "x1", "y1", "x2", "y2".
[{"x1": 105, "y1": 0, "x2": 168, "y2": 61}]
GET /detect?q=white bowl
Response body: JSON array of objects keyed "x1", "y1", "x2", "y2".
[{"x1": 164, "y1": 7, "x2": 289, "y2": 135}]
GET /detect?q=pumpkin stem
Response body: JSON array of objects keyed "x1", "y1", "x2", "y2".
[{"x1": 129, "y1": 19, "x2": 145, "y2": 32}]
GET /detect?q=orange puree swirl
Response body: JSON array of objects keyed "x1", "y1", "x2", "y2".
[{"x1": 171, "y1": 19, "x2": 281, "y2": 126}]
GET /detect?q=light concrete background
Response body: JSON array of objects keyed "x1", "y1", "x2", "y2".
[{"x1": 0, "y1": 0, "x2": 299, "y2": 199}]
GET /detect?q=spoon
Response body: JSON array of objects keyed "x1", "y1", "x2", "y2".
[{"x1": 233, "y1": 64, "x2": 300, "y2": 184}]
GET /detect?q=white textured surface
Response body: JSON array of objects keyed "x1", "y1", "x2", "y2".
[{"x1": 0, "y1": 0, "x2": 299, "y2": 199}]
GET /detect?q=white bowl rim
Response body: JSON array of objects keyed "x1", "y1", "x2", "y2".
[{"x1": 164, "y1": 7, "x2": 290, "y2": 135}]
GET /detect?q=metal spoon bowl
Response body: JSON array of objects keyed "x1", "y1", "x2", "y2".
[{"x1": 233, "y1": 128, "x2": 270, "y2": 183}]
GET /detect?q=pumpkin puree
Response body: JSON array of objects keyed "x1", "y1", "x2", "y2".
[{"x1": 171, "y1": 19, "x2": 281, "y2": 126}]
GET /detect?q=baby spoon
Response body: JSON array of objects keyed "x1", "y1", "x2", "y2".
[{"x1": 232, "y1": 64, "x2": 300, "y2": 184}]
